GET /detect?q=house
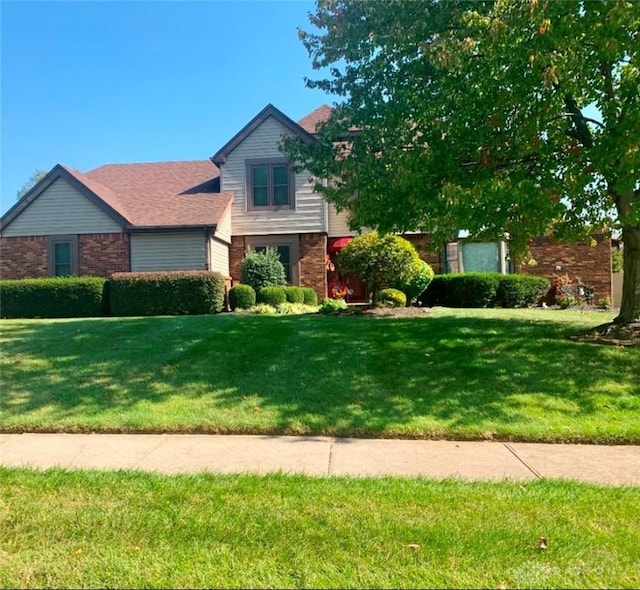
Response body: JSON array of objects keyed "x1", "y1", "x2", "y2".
[{"x1": 0, "y1": 103, "x2": 613, "y2": 302}]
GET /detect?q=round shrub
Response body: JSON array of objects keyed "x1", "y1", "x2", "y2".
[
  {"x1": 393, "y1": 259, "x2": 434, "y2": 305},
  {"x1": 337, "y1": 232, "x2": 421, "y2": 303},
  {"x1": 240, "y1": 247, "x2": 286, "y2": 291},
  {"x1": 301, "y1": 287, "x2": 318, "y2": 306},
  {"x1": 375, "y1": 288, "x2": 407, "y2": 308},
  {"x1": 284, "y1": 286, "x2": 305, "y2": 304},
  {"x1": 229, "y1": 284, "x2": 256, "y2": 310},
  {"x1": 256, "y1": 286, "x2": 287, "y2": 306}
]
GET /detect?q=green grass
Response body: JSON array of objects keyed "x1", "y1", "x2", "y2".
[
  {"x1": 1, "y1": 468, "x2": 638, "y2": 588},
  {"x1": 1, "y1": 308, "x2": 638, "y2": 442}
]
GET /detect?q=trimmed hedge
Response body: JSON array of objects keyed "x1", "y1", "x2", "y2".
[
  {"x1": 229, "y1": 284, "x2": 256, "y2": 310},
  {"x1": 420, "y1": 273, "x2": 550, "y2": 308},
  {"x1": 375, "y1": 288, "x2": 407, "y2": 308},
  {"x1": 284, "y1": 286, "x2": 305, "y2": 304},
  {"x1": 301, "y1": 287, "x2": 318, "y2": 306},
  {"x1": 109, "y1": 271, "x2": 225, "y2": 316},
  {"x1": 256, "y1": 286, "x2": 287, "y2": 307},
  {"x1": 0, "y1": 277, "x2": 107, "y2": 319},
  {"x1": 496, "y1": 275, "x2": 550, "y2": 308}
]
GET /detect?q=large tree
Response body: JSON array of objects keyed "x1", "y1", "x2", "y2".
[{"x1": 285, "y1": 0, "x2": 639, "y2": 324}]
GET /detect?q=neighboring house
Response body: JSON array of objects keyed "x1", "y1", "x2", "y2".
[{"x1": 0, "y1": 103, "x2": 613, "y2": 302}]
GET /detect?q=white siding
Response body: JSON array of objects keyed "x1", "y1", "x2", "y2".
[
  {"x1": 327, "y1": 203, "x2": 358, "y2": 238},
  {"x1": 215, "y1": 206, "x2": 232, "y2": 243},
  {"x1": 220, "y1": 116, "x2": 325, "y2": 236},
  {"x1": 131, "y1": 232, "x2": 206, "y2": 271},
  {"x1": 3, "y1": 178, "x2": 122, "y2": 237},
  {"x1": 209, "y1": 238, "x2": 230, "y2": 276}
]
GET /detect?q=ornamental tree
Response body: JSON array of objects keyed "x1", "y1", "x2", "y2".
[
  {"x1": 336, "y1": 232, "x2": 421, "y2": 303},
  {"x1": 285, "y1": 0, "x2": 639, "y2": 324}
]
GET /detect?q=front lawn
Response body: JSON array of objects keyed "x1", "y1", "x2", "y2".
[
  {"x1": 1, "y1": 308, "x2": 638, "y2": 442},
  {"x1": 1, "y1": 468, "x2": 638, "y2": 588}
]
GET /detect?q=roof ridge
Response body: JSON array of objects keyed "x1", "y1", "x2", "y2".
[{"x1": 89, "y1": 159, "x2": 216, "y2": 172}]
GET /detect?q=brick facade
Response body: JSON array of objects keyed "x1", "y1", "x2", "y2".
[
  {"x1": 229, "y1": 235, "x2": 247, "y2": 286},
  {"x1": 300, "y1": 232, "x2": 328, "y2": 302},
  {"x1": 78, "y1": 233, "x2": 130, "y2": 276},
  {"x1": 0, "y1": 236, "x2": 48, "y2": 279},
  {"x1": 0, "y1": 233, "x2": 130, "y2": 279},
  {"x1": 230, "y1": 233, "x2": 328, "y2": 302},
  {"x1": 517, "y1": 234, "x2": 612, "y2": 301}
]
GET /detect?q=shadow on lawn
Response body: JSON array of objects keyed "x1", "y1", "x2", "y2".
[{"x1": 1, "y1": 312, "x2": 638, "y2": 439}]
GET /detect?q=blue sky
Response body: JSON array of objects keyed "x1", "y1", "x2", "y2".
[{"x1": 1, "y1": 0, "x2": 332, "y2": 215}]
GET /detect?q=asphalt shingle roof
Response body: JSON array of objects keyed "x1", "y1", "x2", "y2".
[{"x1": 83, "y1": 160, "x2": 231, "y2": 228}]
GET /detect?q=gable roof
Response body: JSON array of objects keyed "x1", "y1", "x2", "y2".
[
  {"x1": 1, "y1": 164, "x2": 131, "y2": 232},
  {"x1": 85, "y1": 160, "x2": 231, "y2": 228},
  {"x1": 210, "y1": 103, "x2": 317, "y2": 165},
  {"x1": 1, "y1": 160, "x2": 232, "y2": 233}
]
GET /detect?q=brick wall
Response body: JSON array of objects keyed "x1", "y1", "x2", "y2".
[
  {"x1": 229, "y1": 235, "x2": 246, "y2": 284},
  {"x1": 0, "y1": 233, "x2": 130, "y2": 279},
  {"x1": 517, "y1": 234, "x2": 612, "y2": 301},
  {"x1": 0, "y1": 236, "x2": 48, "y2": 279},
  {"x1": 79, "y1": 233, "x2": 130, "y2": 276},
  {"x1": 300, "y1": 233, "x2": 328, "y2": 302},
  {"x1": 231, "y1": 233, "x2": 328, "y2": 302}
]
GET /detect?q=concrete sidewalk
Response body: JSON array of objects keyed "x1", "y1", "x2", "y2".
[{"x1": 1, "y1": 433, "x2": 639, "y2": 486}]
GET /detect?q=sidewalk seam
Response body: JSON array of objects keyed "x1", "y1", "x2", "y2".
[
  {"x1": 503, "y1": 442, "x2": 542, "y2": 479},
  {"x1": 327, "y1": 438, "x2": 335, "y2": 476}
]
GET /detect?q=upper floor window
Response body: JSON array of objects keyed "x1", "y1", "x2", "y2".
[{"x1": 246, "y1": 159, "x2": 294, "y2": 210}]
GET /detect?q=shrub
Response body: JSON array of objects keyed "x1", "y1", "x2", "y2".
[
  {"x1": 109, "y1": 271, "x2": 225, "y2": 316},
  {"x1": 276, "y1": 302, "x2": 318, "y2": 315},
  {"x1": 256, "y1": 286, "x2": 287, "y2": 306},
  {"x1": 598, "y1": 296, "x2": 613, "y2": 310},
  {"x1": 421, "y1": 273, "x2": 501, "y2": 308},
  {"x1": 301, "y1": 287, "x2": 318, "y2": 306},
  {"x1": 284, "y1": 286, "x2": 305, "y2": 304},
  {"x1": 0, "y1": 277, "x2": 107, "y2": 318},
  {"x1": 319, "y1": 297, "x2": 348, "y2": 314},
  {"x1": 248, "y1": 303, "x2": 277, "y2": 315},
  {"x1": 393, "y1": 259, "x2": 434, "y2": 305},
  {"x1": 229, "y1": 284, "x2": 256, "y2": 310},
  {"x1": 544, "y1": 273, "x2": 594, "y2": 306},
  {"x1": 337, "y1": 232, "x2": 421, "y2": 303},
  {"x1": 240, "y1": 248, "x2": 286, "y2": 291},
  {"x1": 375, "y1": 288, "x2": 407, "y2": 308},
  {"x1": 495, "y1": 275, "x2": 550, "y2": 308}
]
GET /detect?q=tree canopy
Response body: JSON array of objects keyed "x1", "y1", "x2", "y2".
[
  {"x1": 16, "y1": 169, "x2": 47, "y2": 200},
  {"x1": 284, "y1": 0, "x2": 639, "y2": 323}
]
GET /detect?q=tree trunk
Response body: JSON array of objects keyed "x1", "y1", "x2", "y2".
[{"x1": 616, "y1": 223, "x2": 640, "y2": 324}]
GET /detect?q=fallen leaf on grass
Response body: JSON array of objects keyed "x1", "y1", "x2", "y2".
[
  {"x1": 406, "y1": 543, "x2": 420, "y2": 551},
  {"x1": 539, "y1": 537, "x2": 548, "y2": 550}
]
